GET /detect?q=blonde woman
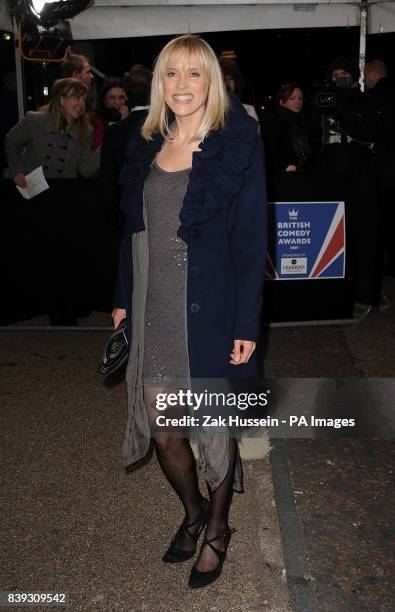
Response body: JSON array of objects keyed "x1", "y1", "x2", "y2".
[
  {"x1": 113, "y1": 35, "x2": 267, "y2": 589},
  {"x1": 5, "y1": 78, "x2": 100, "y2": 186}
]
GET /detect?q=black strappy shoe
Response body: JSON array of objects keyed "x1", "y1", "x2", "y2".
[
  {"x1": 162, "y1": 499, "x2": 209, "y2": 564},
  {"x1": 188, "y1": 526, "x2": 237, "y2": 589}
]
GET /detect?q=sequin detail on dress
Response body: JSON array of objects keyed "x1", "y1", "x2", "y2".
[{"x1": 142, "y1": 161, "x2": 191, "y2": 389}]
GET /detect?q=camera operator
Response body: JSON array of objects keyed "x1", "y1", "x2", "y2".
[{"x1": 311, "y1": 57, "x2": 381, "y2": 317}]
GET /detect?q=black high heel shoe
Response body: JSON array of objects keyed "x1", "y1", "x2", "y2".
[
  {"x1": 188, "y1": 526, "x2": 237, "y2": 589},
  {"x1": 162, "y1": 499, "x2": 209, "y2": 563}
]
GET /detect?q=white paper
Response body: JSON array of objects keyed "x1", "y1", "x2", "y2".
[{"x1": 16, "y1": 166, "x2": 50, "y2": 200}]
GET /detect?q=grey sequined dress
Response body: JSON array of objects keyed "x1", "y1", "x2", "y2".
[{"x1": 142, "y1": 161, "x2": 191, "y2": 389}]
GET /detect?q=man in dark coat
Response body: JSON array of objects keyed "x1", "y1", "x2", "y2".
[
  {"x1": 100, "y1": 65, "x2": 151, "y2": 228},
  {"x1": 364, "y1": 60, "x2": 395, "y2": 276},
  {"x1": 311, "y1": 57, "x2": 381, "y2": 315}
]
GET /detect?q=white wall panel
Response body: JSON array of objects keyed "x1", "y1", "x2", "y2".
[
  {"x1": 368, "y1": 2, "x2": 395, "y2": 34},
  {"x1": 69, "y1": 5, "x2": 361, "y2": 40},
  {"x1": 0, "y1": 2, "x2": 12, "y2": 31}
]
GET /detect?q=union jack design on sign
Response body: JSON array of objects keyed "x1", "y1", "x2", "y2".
[{"x1": 266, "y1": 201, "x2": 346, "y2": 280}]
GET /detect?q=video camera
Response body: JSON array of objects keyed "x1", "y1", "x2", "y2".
[{"x1": 314, "y1": 76, "x2": 353, "y2": 109}]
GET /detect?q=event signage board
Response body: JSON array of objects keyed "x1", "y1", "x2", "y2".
[{"x1": 266, "y1": 201, "x2": 345, "y2": 280}]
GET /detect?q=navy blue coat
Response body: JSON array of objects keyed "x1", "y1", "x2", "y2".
[{"x1": 114, "y1": 97, "x2": 267, "y2": 379}]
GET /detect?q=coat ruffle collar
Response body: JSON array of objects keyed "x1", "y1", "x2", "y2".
[{"x1": 119, "y1": 95, "x2": 258, "y2": 241}]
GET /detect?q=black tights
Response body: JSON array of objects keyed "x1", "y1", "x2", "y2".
[
  {"x1": 196, "y1": 437, "x2": 237, "y2": 571},
  {"x1": 145, "y1": 387, "x2": 237, "y2": 570},
  {"x1": 155, "y1": 436, "x2": 205, "y2": 552}
]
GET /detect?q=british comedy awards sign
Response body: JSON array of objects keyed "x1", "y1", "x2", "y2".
[{"x1": 266, "y1": 201, "x2": 345, "y2": 280}]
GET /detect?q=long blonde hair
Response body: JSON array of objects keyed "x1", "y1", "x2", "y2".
[
  {"x1": 141, "y1": 34, "x2": 228, "y2": 142},
  {"x1": 48, "y1": 78, "x2": 89, "y2": 145}
]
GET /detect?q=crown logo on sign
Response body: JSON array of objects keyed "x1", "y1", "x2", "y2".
[{"x1": 288, "y1": 208, "x2": 299, "y2": 219}]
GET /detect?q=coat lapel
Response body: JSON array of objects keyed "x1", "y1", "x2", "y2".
[{"x1": 119, "y1": 96, "x2": 257, "y2": 240}]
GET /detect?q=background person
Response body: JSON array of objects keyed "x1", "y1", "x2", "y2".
[
  {"x1": 220, "y1": 58, "x2": 260, "y2": 126},
  {"x1": 101, "y1": 66, "x2": 152, "y2": 227},
  {"x1": 364, "y1": 59, "x2": 390, "y2": 91},
  {"x1": 60, "y1": 53, "x2": 93, "y2": 89},
  {"x1": 5, "y1": 78, "x2": 100, "y2": 186},
  {"x1": 261, "y1": 82, "x2": 311, "y2": 193},
  {"x1": 123, "y1": 64, "x2": 152, "y2": 110},
  {"x1": 60, "y1": 52, "x2": 95, "y2": 113},
  {"x1": 112, "y1": 34, "x2": 266, "y2": 590},
  {"x1": 311, "y1": 57, "x2": 382, "y2": 316},
  {"x1": 5, "y1": 78, "x2": 101, "y2": 326},
  {"x1": 364, "y1": 60, "x2": 395, "y2": 278},
  {"x1": 91, "y1": 78, "x2": 129, "y2": 150}
]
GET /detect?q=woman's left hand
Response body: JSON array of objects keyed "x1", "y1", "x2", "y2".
[{"x1": 230, "y1": 339, "x2": 256, "y2": 365}]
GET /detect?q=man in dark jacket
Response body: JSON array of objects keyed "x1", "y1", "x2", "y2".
[
  {"x1": 364, "y1": 60, "x2": 395, "y2": 276},
  {"x1": 100, "y1": 65, "x2": 151, "y2": 228},
  {"x1": 312, "y1": 57, "x2": 381, "y2": 315},
  {"x1": 364, "y1": 59, "x2": 392, "y2": 92}
]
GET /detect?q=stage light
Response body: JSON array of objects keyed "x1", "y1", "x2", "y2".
[
  {"x1": 11, "y1": 1, "x2": 91, "y2": 62},
  {"x1": 19, "y1": 18, "x2": 73, "y2": 61},
  {"x1": 25, "y1": 0, "x2": 92, "y2": 28},
  {"x1": 27, "y1": 1, "x2": 46, "y2": 20}
]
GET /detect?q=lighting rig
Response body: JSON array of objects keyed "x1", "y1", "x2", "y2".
[{"x1": 11, "y1": 0, "x2": 92, "y2": 62}]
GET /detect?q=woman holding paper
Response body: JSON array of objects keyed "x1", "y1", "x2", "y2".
[
  {"x1": 112, "y1": 35, "x2": 266, "y2": 589},
  {"x1": 5, "y1": 78, "x2": 100, "y2": 186}
]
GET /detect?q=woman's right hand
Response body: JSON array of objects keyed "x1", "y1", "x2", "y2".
[
  {"x1": 112, "y1": 308, "x2": 126, "y2": 330},
  {"x1": 119, "y1": 105, "x2": 130, "y2": 120},
  {"x1": 13, "y1": 173, "x2": 27, "y2": 188}
]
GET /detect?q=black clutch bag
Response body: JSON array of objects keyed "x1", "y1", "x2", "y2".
[{"x1": 98, "y1": 319, "x2": 129, "y2": 376}]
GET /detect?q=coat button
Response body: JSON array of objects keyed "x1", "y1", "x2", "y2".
[
  {"x1": 190, "y1": 303, "x2": 200, "y2": 313},
  {"x1": 190, "y1": 266, "x2": 199, "y2": 277},
  {"x1": 191, "y1": 228, "x2": 202, "y2": 239}
]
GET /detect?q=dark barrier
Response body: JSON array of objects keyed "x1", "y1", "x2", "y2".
[
  {"x1": 0, "y1": 179, "x2": 121, "y2": 324},
  {"x1": 0, "y1": 173, "x2": 354, "y2": 325}
]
